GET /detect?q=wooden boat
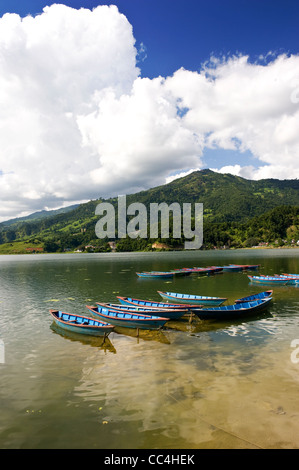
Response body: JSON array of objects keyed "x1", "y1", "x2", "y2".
[
  {"x1": 97, "y1": 302, "x2": 186, "y2": 320},
  {"x1": 248, "y1": 275, "x2": 298, "y2": 285},
  {"x1": 235, "y1": 290, "x2": 273, "y2": 303},
  {"x1": 136, "y1": 271, "x2": 175, "y2": 278},
  {"x1": 49, "y1": 309, "x2": 114, "y2": 337},
  {"x1": 86, "y1": 305, "x2": 169, "y2": 330},
  {"x1": 184, "y1": 266, "x2": 223, "y2": 274},
  {"x1": 222, "y1": 264, "x2": 244, "y2": 272},
  {"x1": 158, "y1": 290, "x2": 227, "y2": 306},
  {"x1": 192, "y1": 298, "x2": 272, "y2": 320},
  {"x1": 281, "y1": 273, "x2": 299, "y2": 278},
  {"x1": 136, "y1": 269, "x2": 193, "y2": 278},
  {"x1": 171, "y1": 269, "x2": 193, "y2": 276},
  {"x1": 117, "y1": 295, "x2": 194, "y2": 311},
  {"x1": 235, "y1": 264, "x2": 260, "y2": 270}
]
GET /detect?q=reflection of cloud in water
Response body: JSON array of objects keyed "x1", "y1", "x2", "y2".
[
  {"x1": 222, "y1": 324, "x2": 250, "y2": 337},
  {"x1": 71, "y1": 333, "x2": 299, "y2": 449}
]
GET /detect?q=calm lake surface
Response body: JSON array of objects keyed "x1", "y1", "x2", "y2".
[{"x1": 0, "y1": 248, "x2": 299, "y2": 449}]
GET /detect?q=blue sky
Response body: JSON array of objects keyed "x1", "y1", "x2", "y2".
[
  {"x1": 0, "y1": 1, "x2": 298, "y2": 220},
  {"x1": 1, "y1": 0, "x2": 298, "y2": 78}
]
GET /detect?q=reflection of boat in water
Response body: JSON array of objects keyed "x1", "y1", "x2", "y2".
[
  {"x1": 112, "y1": 326, "x2": 171, "y2": 344},
  {"x1": 50, "y1": 322, "x2": 116, "y2": 353}
]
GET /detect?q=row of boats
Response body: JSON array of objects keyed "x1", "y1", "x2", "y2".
[
  {"x1": 136, "y1": 264, "x2": 260, "y2": 278},
  {"x1": 49, "y1": 289, "x2": 273, "y2": 338}
]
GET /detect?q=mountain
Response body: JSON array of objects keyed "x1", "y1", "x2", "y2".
[
  {"x1": 0, "y1": 205, "x2": 79, "y2": 227},
  {"x1": 0, "y1": 169, "x2": 298, "y2": 252},
  {"x1": 126, "y1": 169, "x2": 299, "y2": 222}
]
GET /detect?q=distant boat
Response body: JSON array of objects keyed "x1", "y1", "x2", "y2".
[
  {"x1": 222, "y1": 265, "x2": 244, "y2": 272},
  {"x1": 136, "y1": 269, "x2": 192, "y2": 278},
  {"x1": 49, "y1": 309, "x2": 114, "y2": 337},
  {"x1": 235, "y1": 290, "x2": 273, "y2": 303},
  {"x1": 192, "y1": 298, "x2": 272, "y2": 320},
  {"x1": 183, "y1": 266, "x2": 223, "y2": 274},
  {"x1": 234, "y1": 264, "x2": 260, "y2": 270},
  {"x1": 86, "y1": 305, "x2": 169, "y2": 330},
  {"x1": 136, "y1": 271, "x2": 175, "y2": 278},
  {"x1": 97, "y1": 302, "x2": 186, "y2": 320},
  {"x1": 248, "y1": 275, "x2": 298, "y2": 285},
  {"x1": 158, "y1": 290, "x2": 227, "y2": 306},
  {"x1": 117, "y1": 296, "x2": 193, "y2": 311}
]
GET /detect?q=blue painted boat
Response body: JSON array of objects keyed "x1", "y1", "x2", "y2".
[
  {"x1": 192, "y1": 298, "x2": 272, "y2": 320},
  {"x1": 222, "y1": 264, "x2": 244, "y2": 272},
  {"x1": 184, "y1": 266, "x2": 223, "y2": 274},
  {"x1": 235, "y1": 290, "x2": 273, "y2": 303},
  {"x1": 158, "y1": 290, "x2": 227, "y2": 306},
  {"x1": 136, "y1": 271, "x2": 175, "y2": 278},
  {"x1": 86, "y1": 305, "x2": 169, "y2": 330},
  {"x1": 49, "y1": 310, "x2": 114, "y2": 337},
  {"x1": 117, "y1": 296, "x2": 193, "y2": 311},
  {"x1": 234, "y1": 264, "x2": 260, "y2": 270},
  {"x1": 97, "y1": 302, "x2": 186, "y2": 320},
  {"x1": 136, "y1": 269, "x2": 193, "y2": 278},
  {"x1": 248, "y1": 275, "x2": 297, "y2": 285}
]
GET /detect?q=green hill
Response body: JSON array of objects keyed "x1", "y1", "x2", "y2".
[{"x1": 0, "y1": 169, "x2": 298, "y2": 253}]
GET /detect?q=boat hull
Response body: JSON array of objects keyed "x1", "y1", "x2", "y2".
[
  {"x1": 98, "y1": 302, "x2": 186, "y2": 320},
  {"x1": 222, "y1": 265, "x2": 244, "y2": 272},
  {"x1": 235, "y1": 290, "x2": 273, "y2": 303},
  {"x1": 49, "y1": 310, "x2": 114, "y2": 337},
  {"x1": 136, "y1": 271, "x2": 174, "y2": 278},
  {"x1": 117, "y1": 296, "x2": 193, "y2": 311},
  {"x1": 248, "y1": 275, "x2": 297, "y2": 285},
  {"x1": 158, "y1": 290, "x2": 227, "y2": 306},
  {"x1": 192, "y1": 298, "x2": 272, "y2": 320},
  {"x1": 87, "y1": 305, "x2": 168, "y2": 330}
]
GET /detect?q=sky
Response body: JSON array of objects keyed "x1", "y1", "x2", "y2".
[{"x1": 0, "y1": 0, "x2": 298, "y2": 221}]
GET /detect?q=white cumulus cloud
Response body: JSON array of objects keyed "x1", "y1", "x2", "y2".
[{"x1": 0, "y1": 4, "x2": 298, "y2": 221}]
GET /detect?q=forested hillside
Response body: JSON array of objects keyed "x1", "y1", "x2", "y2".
[{"x1": 0, "y1": 170, "x2": 298, "y2": 253}]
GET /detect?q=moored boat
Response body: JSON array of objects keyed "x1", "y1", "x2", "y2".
[
  {"x1": 97, "y1": 302, "x2": 186, "y2": 320},
  {"x1": 238, "y1": 264, "x2": 260, "y2": 270},
  {"x1": 192, "y1": 298, "x2": 272, "y2": 320},
  {"x1": 117, "y1": 295, "x2": 193, "y2": 311},
  {"x1": 49, "y1": 309, "x2": 114, "y2": 337},
  {"x1": 222, "y1": 264, "x2": 244, "y2": 272},
  {"x1": 158, "y1": 290, "x2": 227, "y2": 306},
  {"x1": 235, "y1": 290, "x2": 273, "y2": 303},
  {"x1": 86, "y1": 305, "x2": 169, "y2": 330},
  {"x1": 184, "y1": 266, "x2": 223, "y2": 274},
  {"x1": 136, "y1": 271, "x2": 175, "y2": 278},
  {"x1": 248, "y1": 275, "x2": 297, "y2": 285}
]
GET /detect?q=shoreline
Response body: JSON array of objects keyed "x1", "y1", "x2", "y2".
[{"x1": 0, "y1": 245, "x2": 299, "y2": 256}]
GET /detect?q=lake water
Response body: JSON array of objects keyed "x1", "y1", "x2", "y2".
[{"x1": 0, "y1": 248, "x2": 299, "y2": 449}]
